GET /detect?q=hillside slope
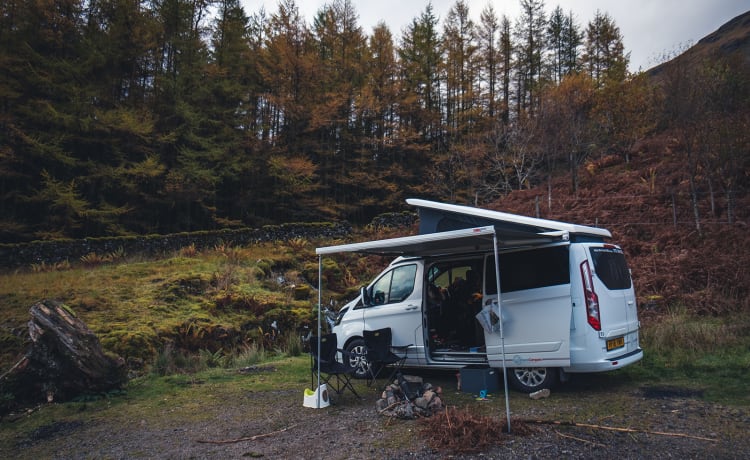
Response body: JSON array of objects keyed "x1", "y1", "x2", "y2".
[
  {"x1": 650, "y1": 10, "x2": 750, "y2": 76},
  {"x1": 485, "y1": 136, "x2": 748, "y2": 318}
]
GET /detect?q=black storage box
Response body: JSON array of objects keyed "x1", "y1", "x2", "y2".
[{"x1": 460, "y1": 366, "x2": 499, "y2": 394}]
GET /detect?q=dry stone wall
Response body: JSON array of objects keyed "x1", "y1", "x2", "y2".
[
  {"x1": 0, "y1": 212, "x2": 418, "y2": 269},
  {"x1": 0, "y1": 222, "x2": 351, "y2": 269}
]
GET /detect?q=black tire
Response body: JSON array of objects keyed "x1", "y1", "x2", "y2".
[
  {"x1": 507, "y1": 367, "x2": 558, "y2": 393},
  {"x1": 344, "y1": 338, "x2": 370, "y2": 379}
]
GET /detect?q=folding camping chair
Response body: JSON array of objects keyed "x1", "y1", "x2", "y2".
[
  {"x1": 309, "y1": 333, "x2": 360, "y2": 398},
  {"x1": 363, "y1": 328, "x2": 412, "y2": 387}
]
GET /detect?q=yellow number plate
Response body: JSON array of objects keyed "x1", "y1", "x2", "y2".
[{"x1": 606, "y1": 337, "x2": 625, "y2": 351}]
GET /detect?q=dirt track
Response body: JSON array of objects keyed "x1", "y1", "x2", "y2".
[{"x1": 2, "y1": 369, "x2": 748, "y2": 459}]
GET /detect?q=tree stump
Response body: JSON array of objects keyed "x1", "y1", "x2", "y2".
[{"x1": 1, "y1": 300, "x2": 126, "y2": 408}]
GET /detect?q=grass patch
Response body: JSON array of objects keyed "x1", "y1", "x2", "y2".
[
  {"x1": 0, "y1": 355, "x2": 313, "y2": 447},
  {"x1": 635, "y1": 309, "x2": 750, "y2": 405}
]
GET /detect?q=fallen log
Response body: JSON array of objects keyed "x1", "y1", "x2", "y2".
[
  {"x1": 521, "y1": 419, "x2": 718, "y2": 442},
  {"x1": 0, "y1": 300, "x2": 126, "y2": 409},
  {"x1": 196, "y1": 424, "x2": 297, "y2": 444}
]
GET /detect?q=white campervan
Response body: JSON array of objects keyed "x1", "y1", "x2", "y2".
[{"x1": 318, "y1": 199, "x2": 643, "y2": 393}]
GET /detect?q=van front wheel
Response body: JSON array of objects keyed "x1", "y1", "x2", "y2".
[
  {"x1": 344, "y1": 339, "x2": 370, "y2": 379},
  {"x1": 508, "y1": 367, "x2": 557, "y2": 393}
]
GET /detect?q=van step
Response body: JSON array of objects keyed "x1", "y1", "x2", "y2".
[{"x1": 430, "y1": 351, "x2": 487, "y2": 362}]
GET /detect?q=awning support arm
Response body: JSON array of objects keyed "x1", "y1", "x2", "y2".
[
  {"x1": 316, "y1": 255, "x2": 322, "y2": 407},
  {"x1": 493, "y1": 233, "x2": 512, "y2": 433}
]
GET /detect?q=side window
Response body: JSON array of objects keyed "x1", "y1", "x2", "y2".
[
  {"x1": 391, "y1": 264, "x2": 418, "y2": 302},
  {"x1": 485, "y1": 246, "x2": 570, "y2": 294},
  {"x1": 371, "y1": 271, "x2": 392, "y2": 305},
  {"x1": 370, "y1": 264, "x2": 417, "y2": 305}
]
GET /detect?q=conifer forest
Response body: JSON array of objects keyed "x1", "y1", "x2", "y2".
[{"x1": 1, "y1": 0, "x2": 747, "y2": 242}]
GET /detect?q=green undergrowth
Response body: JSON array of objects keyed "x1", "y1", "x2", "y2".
[{"x1": 0, "y1": 238, "x2": 387, "y2": 371}]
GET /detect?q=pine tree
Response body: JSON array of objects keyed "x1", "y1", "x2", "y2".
[
  {"x1": 583, "y1": 10, "x2": 628, "y2": 88},
  {"x1": 499, "y1": 15, "x2": 512, "y2": 124},
  {"x1": 361, "y1": 23, "x2": 399, "y2": 155},
  {"x1": 547, "y1": 6, "x2": 581, "y2": 83},
  {"x1": 254, "y1": 1, "x2": 323, "y2": 220},
  {"x1": 151, "y1": 0, "x2": 216, "y2": 231},
  {"x1": 443, "y1": 0, "x2": 478, "y2": 139},
  {"x1": 514, "y1": 0, "x2": 547, "y2": 115},
  {"x1": 204, "y1": 0, "x2": 260, "y2": 227},
  {"x1": 2, "y1": 0, "x2": 97, "y2": 238},
  {"x1": 478, "y1": 4, "x2": 500, "y2": 119},
  {"x1": 261, "y1": 0, "x2": 314, "y2": 145},
  {"x1": 397, "y1": 4, "x2": 443, "y2": 147},
  {"x1": 561, "y1": 10, "x2": 583, "y2": 77},
  {"x1": 310, "y1": 0, "x2": 368, "y2": 217}
]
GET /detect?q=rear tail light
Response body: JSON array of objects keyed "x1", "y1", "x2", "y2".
[{"x1": 580, "y1": 260, "x2": 601, "y2": 331}]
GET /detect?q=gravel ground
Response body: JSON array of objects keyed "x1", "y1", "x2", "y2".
[{"x1": 2, "y1": 370, "x2": 749, "y2": 459}]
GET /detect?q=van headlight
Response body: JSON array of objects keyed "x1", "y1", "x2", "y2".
[{"x1": 334, "y1": 307, "x2": 348, "y2": 326}]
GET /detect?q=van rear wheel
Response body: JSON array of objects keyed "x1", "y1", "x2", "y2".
[{"x1": 508, "y1": 367, "x2": 557, "y2": 393}]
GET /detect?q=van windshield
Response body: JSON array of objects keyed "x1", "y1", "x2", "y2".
[{"x1": 590, "y1": 247, "x2": 632, "y2": 290}]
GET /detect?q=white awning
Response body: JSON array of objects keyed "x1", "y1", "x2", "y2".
[{"x1": 316, "y1": 225, "x2": 569, "y2": 257}]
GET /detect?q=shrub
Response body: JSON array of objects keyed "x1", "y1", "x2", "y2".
[
  {"x1": 233, "y1": 342, "x2": 266, "y2": 367},
  {"x1": 293, "y1": 284, "x2": 312, "y2": 300},
  {"x1": 255, "y1": 259, "x2": 273, "y2": 279},
  {"x1": 150, "y1": 343, "x2": 188, "y2": 376},
  {"x1": 80, "y1": 252, "x2": 109, "y2": 267},
  {"x1": 198, "y1": 348, "x2": 226, "y2": 369},
  {"x1": 281, "y1": 332, "x2": 303, "y2": 357},
  {"x1": 286, "y1": 237, "x2": 309, "y2": 253},
  {"x1": 179, "y1": 243, "x2": 197, "y2": 257}
]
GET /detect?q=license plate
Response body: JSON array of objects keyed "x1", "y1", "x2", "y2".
[{"x1": 606, "y1": 336, "x2": 625, "y2": 351}]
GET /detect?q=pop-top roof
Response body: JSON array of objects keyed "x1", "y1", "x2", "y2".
[{"x1": 407, "y1": 198, "x2": 611, "y2": 239}]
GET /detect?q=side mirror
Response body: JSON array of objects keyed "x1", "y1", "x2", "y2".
[{"x1": 360, "y1": 286, "x2": 372, "y2": 307}]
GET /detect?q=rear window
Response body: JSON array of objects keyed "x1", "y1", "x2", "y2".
[
  {"x1": 590, "y1": 247, "x2": 632, "y2": 290},
  {"x1": 485, "y1": 245, "x2": 570, "y2": 294}
]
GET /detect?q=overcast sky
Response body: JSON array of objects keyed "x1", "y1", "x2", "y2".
[{"x1": 240, "y1": 0, "x2": 749, "y2": 72}]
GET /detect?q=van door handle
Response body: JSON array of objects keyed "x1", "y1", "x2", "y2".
[{"x1": 405, "y1": 305, "x2": 419, "y2": 311}]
